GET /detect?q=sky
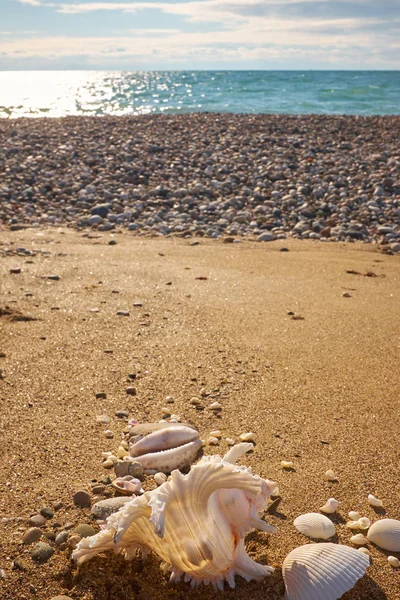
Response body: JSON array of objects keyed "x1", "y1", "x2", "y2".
[{"x1": 0, "y1": 0, "x2": 399, "y2": 70}]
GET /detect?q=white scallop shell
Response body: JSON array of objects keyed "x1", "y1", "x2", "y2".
[
  {"x1": 294, "y1": 513, "x2": 336, "y2": 540},
  {"x1": 367, "y1": 519, "x2": 400, "y2": 552},
  {"x1": 282, "y1": 543, "x2": 370, "y2": 600}
]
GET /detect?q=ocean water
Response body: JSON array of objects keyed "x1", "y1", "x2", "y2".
[{"x1": 0, "y1": 70, "x2": 399, "y2": 119}]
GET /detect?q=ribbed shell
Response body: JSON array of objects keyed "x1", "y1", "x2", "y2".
[
  {"x1": 294, "y1": 513, "x2": 336, "y2": 540},
  {"x1": 367, "y1": 519, "x2": 400, "y2": 552},
  {"x1": 283, "y1": 543, "x2": 370, "y2": 600}
]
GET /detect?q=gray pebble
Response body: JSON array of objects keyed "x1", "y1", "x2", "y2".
[
  {"x1": 91, "y1": 497, "x2": 131, "y2": 520},
  {"x1": 74, "y1": 524, "x2": 97, "y2": 538},
  {"x1": 96, "y1": 414, "x2": 110, "y2": 423},
  {"x1": 40, "y1": 507, "x2": 54, "y2": 519},
  {"x1": 114, "y1": 460, "x2": 144, "y2": 479},
  {"x1": 22, "y1": 527, "x2": 42, "y2": 545},
  {"x1": 92, "y1": 484, "x2": 106, "y2": 494},
  {"x1": 73, "y1": 490, "x2": 91, "y2": 508},
  {"x1": 115, "y1": 409, "x2": 129, "y2": 418},
  {"x1": 257, "y1": 232, "x2": 275, "y2": 242},
  {"x1": 116, "y1": 310, "x2": 130, "y2": 317},
  {"x1": 31, "y1": 542, "x2": 54, "y2": 563},
  {"x1": 95, "y1": 392, "x2": 107, "y2": 399},
  {"x1": 55, "y1": 531, "x2": 68, "y2": 546}
]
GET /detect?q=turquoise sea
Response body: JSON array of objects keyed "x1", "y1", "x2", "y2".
[{"x1": 0, "y1": 70, "x2": 399, "y2": 118}]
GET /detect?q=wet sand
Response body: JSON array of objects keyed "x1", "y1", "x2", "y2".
[{"x1": 0, "y1": 228, "x2": 399, "y2": 600}]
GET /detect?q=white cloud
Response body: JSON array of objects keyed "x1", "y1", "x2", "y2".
[{"x1": 17, "y1": 0, "x2": 43, "y2": 6}]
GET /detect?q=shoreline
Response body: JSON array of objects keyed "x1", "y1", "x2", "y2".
[{"x1": 0, "y1": 113, "x2": 399, "y2": 250}]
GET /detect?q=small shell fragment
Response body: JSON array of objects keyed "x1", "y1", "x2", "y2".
[
  {"x1": 154, "y1": 472, "x2": 167, "y2": 486},
  {"x1": 103, "y1": 459, "x2": 114, "y2": 468},
  {"x1": 368, "y1": 494, "x2": 383, "y2": 508},
  {"x1": 367, "y1": 519, "x2": 400, "y2": 552},
  {"x1": 325, "y1": 469, "x2": 337, "y2": 481},
  {"x1": 282, "y1": 543, "x2": 370, "y2": 600},
  {"x1": 358, "y1": 517, "x2": 371, "y2": 530},
  {"x1": 239, "y1": 432, "x2": 254, "y2": 442},
  {"x1": 104, "y1": 430, "x2": 114, "y2": 438},
  {"x1": 209, "y1": 431, "x2": 222, "y2": 439},
  {"x1": 358, "y1": 547, "x2": 371, "y2": 557},
  {"x1": 349, "y1": 511, "x2": 361, "y2": 521},
  {"x1": 388, "y1": 556, "x2": 400, "y2": 568},
  {"x1": 281, "y1": 461, "x2": 294, "y2": 469},
  {"x1": 294, "y1": 513, "x2": 336, "y2": 540},
  {"x1": 320, "y1": 498, "x2": 339, "y2": 514},
  {"x1": 225, "y1": 438, "x2": 235, "y2": 446},
  {"x1": 347, "y1": 521, "x2": 362, "y2": 530},
  {"x1": 209, "y1": 401, "x2": 222, "y2": 410},
  {"x1": 350, "y1": 534, "x2": 368, "y2": 546},
  {"x1": 208, "y1": 437, "x2": 219, "y2": 446}
]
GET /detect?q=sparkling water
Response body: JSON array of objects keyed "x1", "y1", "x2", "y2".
[{"x1": 0, "y1": 70, "x2": 399, "y2": 118}]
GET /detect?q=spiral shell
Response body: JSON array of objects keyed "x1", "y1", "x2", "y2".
[
  {"x1": 367, "y1": 519, "x2": 400, "y2": 552},
  {"x1": 294, "y1": 513, "x2": 336, "y2": 540},
  {"x1": 282, "y1": 543, "x2": 370, "y2": 600}
]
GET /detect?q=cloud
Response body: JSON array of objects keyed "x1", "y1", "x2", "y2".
[{"x1": 17, "y1": 0, "x2": 43, "y2": 5}]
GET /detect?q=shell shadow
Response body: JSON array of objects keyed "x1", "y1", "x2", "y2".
[
  {"x1": 342, "y1": 575, "x2": 388, "y2": 599},
  {"x1": 371, "y1": 506, "x2": 387, "y2": 517}
]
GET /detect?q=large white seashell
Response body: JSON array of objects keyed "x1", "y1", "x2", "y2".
[
  {"x1": 320, "y1": 498, "x2": 339, "y2": 514},
  {"x1": 294, "y1": 513, "x2": 336, "y2": 540},
  {"x1": 73, "y1": 445, "x2": 278, "y2": 590},
  {"x1": 367, "y1": 519, "x2": 400, "y2": 551},
  {"x1": 131, "y1": 439, "x2": 202, "y2": 473},
  {"x1": 282, "y1": 543, "x2": 370, "y2": 600},
  {"x1": 368, "y1": 493, "x2": 383, "y2": 508}
]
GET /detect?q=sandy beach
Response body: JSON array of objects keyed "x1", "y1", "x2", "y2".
[{"x1": 1, "y1": 227, "x2": 399, "y2": 599}]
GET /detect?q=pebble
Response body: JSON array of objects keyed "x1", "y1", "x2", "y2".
[
  {"x1": 0, "y1": 569, "x2": 7, "y2": 579},
  {"x1": 208, "y1": 437, "x2": 219, "y2": 445},
  {"x1": 31, "y1": 542, "x2": 54, "y2": 563},
  {"x1": 92, "y1": 484, "x2": 106, "y2": 494},
  {"x1": 104, "y1": 430, "x2": 114, "y2": 438},
  {"x1": 91, "y1": 497, "x2": 131, "y2": 520},
  {"x1": 114, "y1": 460, "x2": 144, "y2": 479},
  {"x1": 257, "y1": 232, "x2": 275, "y2": 242},
  {"x1": 239, "y1": 432, "x2": 255, "y2": 442},
  {"x1": 74, "y1": 524, "x2": 97, "y2": 538},
  {"x1": 55, "y1": 531, "x2": 68, "y2": 546},
  {"x1": 46, "y1": 274, "x2": 60, "y2": 281},
  {"x1": 22, "y1": 527, "x2": 42, "y2": 544},
  {"x1": 209, "y1": 401, "x2": 222, "y2": 410},
  {"x1": 50, "y1": 597, "x2": 74, "y2": 600},
  {"x1": 117, "y1": 310, "x2": 130, "y2": 316},
  {"x1": 96, "y1": 414, "x2": 110, "y2": 423},
  {"x1": 342, "y1": 292, "x2": 352, "y2": 297},
  {"x1": 67, "y1": 534, "x2": 81, "y2": 550},
  {"x1": 29, "y1": 514, "x2": 46, "y2": 527},
  {"x1": 9, "y1": 267, "x2": 21, "y2": 274},
  {"x1": 154, "y1": 472, "x2": 167, "y2": 486},
  {"x1": 225, "y1": 438, "x2": 235, "y2": 446},
  {"x1": 53, "y1": 501, "x2": 63, "y2": 511},
  {"x1": 126, "y1": 387, "x2": 136, "y2": 396},
  {"x1": 40, "y1": 507, "x2": 54, "y2": 519},
  {"x1": 115, "y1": 409, "x2": 129, "y2": 418},
  {"x1": 95, "y1": 392, "x2": 107, "y2": 399},
  {"x1": 73, "y1": 490, "x2": 91, "y2": 508}
]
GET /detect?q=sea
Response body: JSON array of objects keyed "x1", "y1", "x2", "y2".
[{"x1": 0, "y1": 70, "x2": 399, "y2": 119}]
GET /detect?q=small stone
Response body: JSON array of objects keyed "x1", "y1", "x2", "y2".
[
  {"x1": 128, "y1": 373, "x2": 137, "y2": 380},
  {"x1": 108, "y1": 239, "x2": 117, "y2": 246},
  {"x1": 103, "y1": 459, "x2": 114, "y2": 468},
  {"x1": 55, "y1": 531, "x2": 68, "y2": 546},
  {"x1": 209, "y1": 430, "x2": 222, "y2": 439},
  {"x1": 239, "y1": 432, "x2": 255, "y2": 442},
  {"x1": 53, "y1": 501, "x2": 63, "y2": 511},
  {"x1": 190, "y1": 397, "x2": 201, "y2": 406},
  {"x1": 0, "y1": 569, "x2": 7, "y2": 579},
  {"x1": 10, "y1": 268, "x2": 21, "y2": 274},
  {"x1": 342, "y1": 292, "x2": 352, "y2": 298},
  {"x1": 208, "y1": 437, "x2": 219, "y2": 445},
  {"x1": 67, "y1": 534, "x2": 81, "y2": 550},
  {"x1": 115, "y1": 409, "x2": 129, "y2": 418},
  {"x1": 280, "y1": 247, "x2": 289, "y2": 252},
  {"x1": 165, "y1": 395, "x2": 174, "y2": 403},
  {"x1": 31, "y1": 542, "x2": 54, "y2": 563},
  {"x1": 114, "y1": 460, "x2": 144, "y2": 479},
  {"x1": 46, "y1": 274, "x2": 60, "y2": 281},
  {"x1": 117, "y1": 310, "x2": 130, "y2": 316},
  {"x1": 390, "y1": 243, "x2": 400, "y2": 252},
  {"x1": 91, "y1": 497, "x2": 132, "y2": 520},
  {"x1": 225, "y1": 438, "x2": 235, "y2": 446},
  {"x1": 104, "y1": 430, "x2": 114, "y2": 438},
  {"x1": 74, "y1": 524, "x2": 97, "y2": 538},
  {"x1": 154, "y1": 472, "x2": 167, "y2": 486},
  {"x1": 388, "y1": 556, "x2": 400, "y2": 568},
  {"x1": 73, "y1": 490, "x2": 91, "y2": 508},
  {"x1": 12, "y1": 560, "x2": 26, "y2": 571},
  {"x1": 50, "y1": 596, "x2": 74, "y2": 600},
  {"x1": 92, "y1": 484, "x2": 106, "y2": 494},
  {"x1": 29, "y1": 514, "x2": 46, "y2": 527},
  {"x1": 209, "y1": 401, "x2": 222, "y2": 410},
  {"x1": 40, "y1": 507, "x2": 54, "y2": 519},
  {"x1": 95, "y1": 392, "x2": 107, "y2": 399},
  {"x1": 126, "y1": 387, "x2": 136, "y2": 396},
  {"x1": 133, "y1": 302, "x2": 143, "y2": 307},
  {"x1": 257, "y1": 232, "x2": 275, "y2": 242},
  {"x1": 22, "y1": 527, "x2": 42, "y2": 544}
]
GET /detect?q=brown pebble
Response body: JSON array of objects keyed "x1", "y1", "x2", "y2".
[
  {"x1": 22, "y1": 527, "x2": 42, "y2": 545},
  {"x1": 126, "y1": 387, "x2": 136, "y2": 396},
  {"x1": 10, "y1": 268, "x2": 21, "y2": 274},
  {"x1": 95, "y1": 392, "x2": 107, "y2": 399},
  {"x1": 29, "y1": 514, "x2": 46, "y2": 527},
  {"x1": 73, "y1": 490, "x2": 91, "y2": 508}
]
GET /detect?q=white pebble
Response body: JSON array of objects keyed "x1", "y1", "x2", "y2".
[
  {"x1": 165, "y1": 396, "x2": 174, "y2": 403},
  {"x1": 209, "y1": 401, "x2": 222, "y2": 410},
  {"x1": 104, "y1": 430, "x2": 114, "y2": 438},
  {"x1": 117, "y1": 446, "x2": 128, "y2": 459},
  {"x1": 325, "y1": 469, "x2": 337, "y2": 481},
  {"x1": 281, "y1": 460, "x2": 294, "y2": 469},
  {"x1": 209, "y1": 430, "x2": 222, "y2": 439},
  {"x1": 239, "y1": 432, "x2": 254, "y2": 442},
  {"x1": 350, "y1": 534, "x2": 368, "y2": 546},
  {"x1": 208, "y1": 437, "x2": 219, "y2": 446},
  {"x1": 388, "y1": 556, "x2": 400, "y2": 568},
  {"x1": 368, "y1": 493, "x2": 383, "y2": 507},
  {"x1": 358, "y1": 547, "x2": 371, "y2": 557},
  {"x1": 154, "y1": 472, "x2": 167, "y2": 486},
  {"x1": 103, "y1": 459, "x2": 114, "y2": 468},
  {"x1": 225, "y1": 438, "x2": 235, "y2": 446},
  {"x1": 349, "y1": 511, "x2": 361, "y2": 521}
]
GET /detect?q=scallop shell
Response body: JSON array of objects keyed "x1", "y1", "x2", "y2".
[
  {"x1": 294, "y1": 513, "x2": 336, "y2": 540},
  {"x1": 282, "y1": 543, "x2": 370, "y2": 600},
  {"x1": 367, "y1": 519, "x2": 400, "y2": 552},
  {"x1": 73, "y1": 444, "x2": 278, "y2": 590}
]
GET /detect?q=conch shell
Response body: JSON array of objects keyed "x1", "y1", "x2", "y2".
[{"x1": 73, "y1": 444, "x2": 277, "y2": 590}]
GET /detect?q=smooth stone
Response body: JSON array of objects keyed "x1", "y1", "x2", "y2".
[
  {"x1": 126, "y1": 387, "x2": 136, "y2": 396},
  {"x1": 95, "y1": 392, "x2": 107, "y2": 399},
  {"x1": 31, "y1": 542, "x2": 54, "y2": 563},
  {"x1": 29, "y1": 514, "x2": 46, "y2": 527},
  {"x1": 91, "y1": 497, "x2": 131, "y2": 520},
  {"x1": 73, "y1": 490, "x2": 91, "y2": 508},
  {"x1": 390, "y1": 242, "x2": 400, "y2": 252},
  {"x1": 22, "y1": 527, "x2": 42, "y2": 544},
  {"x1": 91, "y1": 204, "x2": 110, "y2": 218},
  {"x1": 87, "y1": 215, "x2": 103, "y2": 226},
  {"x1": 53, "y1": 501, "x2": 63, "y2": 511},
  {"x1": 40, "y1": 507, "x2": 54, "y2": 519},
  {"x1": 73, "y1": 524, "x2": 97, "y2": 538},
  {"x1": 114, "y1": 460, "x2": 144, "y2": 479},
  {"x1": 115, "y1": 409, "x2": 129, "y2": 418},
  {"x1": 96, "y1": 414, "x2": 110, "y2": 423},
  {"x1": 257, "y1": 232, "x2": 275, "y2": 242},
  {"x1": 46, "y1": 274, "x2": 60, "y2": 280},
  {"x1": 92, "y1": 484, "x2": 106, "y2": 494},
  {"x1": 55, "y1": 531, "x2": 68, "y2": 546},
  {"x1": 50, "y1": 597, "x2": 74, "y2": 600},
  {"x1": 116, "y1": 310, "x2": 130, "y2": 317}
]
